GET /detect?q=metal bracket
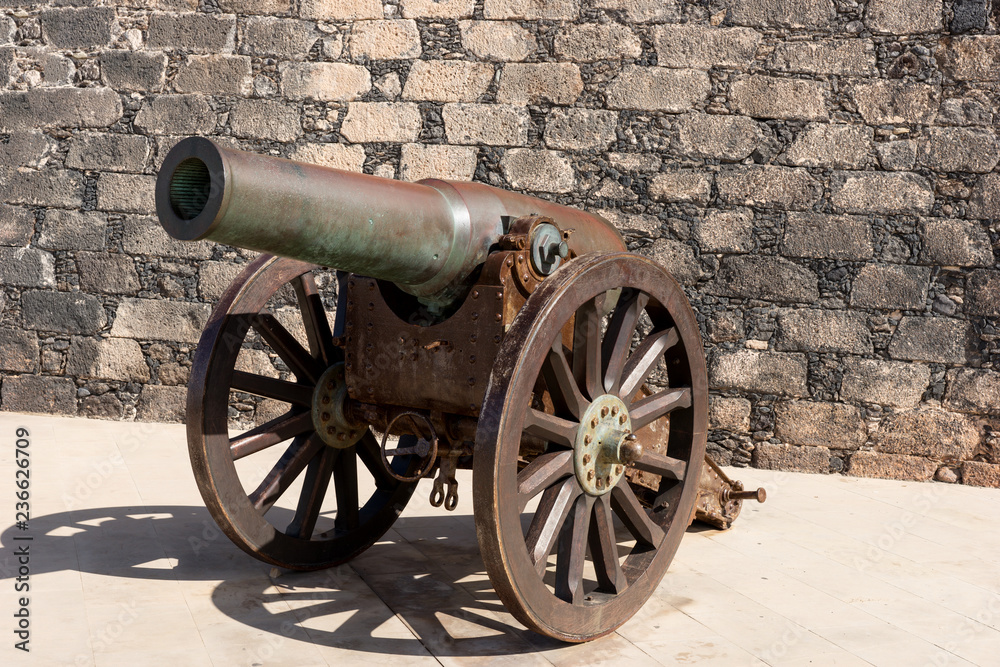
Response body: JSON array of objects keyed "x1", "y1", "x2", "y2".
[{"x1": 430, "y1": 452, "x2": 460, "y2": 511}]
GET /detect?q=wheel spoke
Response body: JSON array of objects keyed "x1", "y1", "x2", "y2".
[
  {"x1": 610, "y1": 482, "x2": 665, "y2": 547},
  {"x1": 572, "y1": 297, "x2": 604, "y2": 401},
  {"x1": 356, "y1": 431, "x2": 399, "y2": 491},
  {"x1": 542, "y1": 342, "x2": 588, "y2": 419},
  {"x1": 249, "y1": 434, "x2": 324, "y2": 514},
  {"x1": 555, "y1": 494, "x2": 594, "y2": 604},
  {"x1": 589, "y1": 495, "x2": 628, "y2": 594},
  {"x1": 252, "y1": 313, "x2": 324, "y2": 384},
  {"x1": 286, "y1": 447, "x2": 338, "y2": 539},
  {"x1": 619, "y1": 327, "x2": 679, "y2": 401},
  {"x1": 230, "y1": 411, "x2": 314, "y2": 461},
  {"x1": 602, "y1": 291, "x2": 649, "y2": 395},
  {"x1": 293, "y1": 272, "x2": 337, "y2": 365},
  {"x1": 517, "y1": 450, "x2": 574, "y2": 512},
  {"x1": 524, "y1": 409, "x2": 578, "y2": 449},
  {"x1": 630, "y1": 387, "x2": 692, "y2": 431},
  {"x1": 524, "y1": 477, "x2": 581, "y2": 575},
  {"x1": 232, "y1": 370, "x2": 313, "y2": 407},
  {"x1": 632, "y1": 451, "x2": 687, "y2": 481},
  {"x1": 333, "y1": 445, "x2": 360, "y2": 532}
]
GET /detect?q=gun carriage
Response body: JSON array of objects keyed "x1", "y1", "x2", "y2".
[{"x1": 156, "y1": 138, "x2": 763, "y2": 642}]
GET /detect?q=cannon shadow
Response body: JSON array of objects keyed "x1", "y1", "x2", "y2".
[{"x1": 0, "y1": 505, "x2": 593, "y2": 657}]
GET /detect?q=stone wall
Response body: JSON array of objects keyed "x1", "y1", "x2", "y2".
[{"x1": 1, "y1": 0, "x2": 1000, "y2": 487}]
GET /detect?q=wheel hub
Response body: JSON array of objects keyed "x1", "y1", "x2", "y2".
[
  {"x1": 312, "y1": 362, "x2": 364, "y2": 449},
  {"x1": 575, "y1": 394, "x2": 634, "y2": 496}
]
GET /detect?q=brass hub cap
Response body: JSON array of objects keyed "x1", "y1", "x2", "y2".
[
  {"x1": 312, "y1": 362, "x2": 364, "y2": 449},
  {"x1": 575, "y1": 394, "x2": 633, "y2": 496}
]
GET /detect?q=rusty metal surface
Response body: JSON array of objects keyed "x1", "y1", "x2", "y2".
[{"x1": 692, "y1": 455, "x2": 767, "y2": 530}]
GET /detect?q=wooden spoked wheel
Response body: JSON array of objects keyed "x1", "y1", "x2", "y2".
[
  {"x1": 188, "y1": 254, "x2": 418, "y2": 570},
  {"x1": 473, "y1": 253, "x2": 707, "y2": 641}
]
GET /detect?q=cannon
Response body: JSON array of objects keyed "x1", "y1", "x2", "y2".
[{"x1": 156, "y1": 137, "x2": 764, "y2": 642}]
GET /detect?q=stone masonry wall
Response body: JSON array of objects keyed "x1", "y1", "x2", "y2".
[{"x1": 2, "y1": 0, "x2": 1000, "y2": 487}]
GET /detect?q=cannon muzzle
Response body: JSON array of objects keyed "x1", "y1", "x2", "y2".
[{"x1": 156, "y1": 138, "x2": 624, "y2": 305}]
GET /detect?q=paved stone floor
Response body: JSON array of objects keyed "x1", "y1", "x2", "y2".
[{"x1": 0, "y1": 412, "x2": 998, "y2": 666}]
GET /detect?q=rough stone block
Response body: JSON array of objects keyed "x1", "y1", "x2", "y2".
[
  {"x1": 66, "y1": 133, "x2": 150, "y2": 173},
  {"x1": 753, "y1": 443, "x2": 830, "y2": 473},
  {"x1": 721, "y1": 0, "x2": 834, "y2": 28},
  {"x1": 938, "y1": 96, "x2": 993, "y2": 127},
  {"x1": 730, "y1": 76, "x2": 828, "y2": 122},
  {"x1": 969, "y1": 173, "x2": 1000, "y2": 220},
  {"x1": 136, "y1": 385, "x2": 187, "y2": 422},
  {"x1": 877, "y1": 140, "x2": 916, "y2": 171},
  {"x1": 37, "y1": 210, "x2": 105, "y2": 252},
  {"x1": 920, "y1": 219, "x2": 992, "y2": 267},
  {"x1": 173, "y1": 55, "x2": 252, "y2": 96},
  {"x1": 241, "y1": 17, "x2": 318, "y2": 58},
  {"x1": 830, "y1": 172, "x2": 934, "y2": 216},
  {"x1": 500, "y1": 149, "x2": 574, "y2": 194},
  {"x1": 775, "y1": 400, "x2": 867, "y2": 450},
  {"x1": 709, "y1": 349, "x2": 809, "y2": 396},
  {"x1": 887, "y1": 316, "x2": 971, "y2": 364},
  {"x1": 708, "y1": 311, "x2": 744, "y2": 343},
  {"x1": 134, "y1": 95, "x2": 217, "y2": 135},
  {"x1": 0, "y1": 131, "x2": 50, "y2": 169},
  {"x1": 0, "y1": 88, "x2": 123, "y2": 130},
  {"x1": 402, "y1": 0, "x2": 475, "y2": 17},
  {"x1": 852, "y1": 81, "x2": 940, "y2": 125},
  {"x1": 400, "y1": 143, "x2": 477, "y2": 182},
  {"x1": 775, "y1": 309, "x2": 873, "y2": 355},
  {"x1": 290, "y1": 143, "x2": 366, "y2": 172},
  {"x1": 1, "y1": 375, "x2": 76, "y2": 416},
  {"x1": 716, "y1": 166, "x2": 821, "y2": 211},
  {"x1": 648, "y1": 171, "x2": 712, "y2": 205},
  {"x1": 781, "y1": 124, "x2": 873, "y2": 169},
  {"x1": 846, "y1": 451, "x2": 936, "y2": 481},
  {"x1": 850, "y1": 264, "x2": 929, "y2": 310},
  {"x1": 100, "y1": 50, "x2": 167, "y2": 92},
  {"x1": 458, "y1": 20, "x2": 535, "y2": 61},
  {"x1": 122, "y1": 215, "x2": 213, "y2": 260},
  {"x1": 403, "y1": 60, "x2": 493, "y2": 103},
  {"x1": 591, "y1": 0, "x2": 679, "y2": 21},
  {"x1": 79, "y1": 394, "x2": 124, "y2": 420},
  {"x1": 554, "y1": 22, "x2": 641, "y2": 62},
  {"x1": 230, "y1": 99, "x2": 300, "y2": 142},
  {"x1": 640, "y1": 239, "x2": 701, "y2": 285},
  {"x1": 874, "y1": 409, "x2": 979, "y2": 460},
  {"x1": 938, "y1": 36, "x2": 1000, "y2": 81},
  {"x1": 484, "y1": 0, "x2": 579, "y2": 19},
  {"x1": 497, "y1": 63, "x2": 583, "y2": 105},
  {"x1": 965, "y1": 269, "x2": 1000, "y2": 317},
  {"x1": 782, "y1": 212, "x2": 873, "y2": 261},
  {"x1": 349, "y1": 20, "x2": 421, "y2": 60},
  {"x1": 694, "y1": 209, "x2": 753, "y2": 253},
  {"x1": 961, "y1": 461, "x2": 1000, "y2": 487},
  {"x1": 652, "y1": 25, "x2": 760, "y2": 69},
  {"x1": 0, "y1": 247, "x2": 54, "y2": 288},
  {"x1": 951, "y1": 0, "x2": 988, "y2": 32},
  {"x1": 76, "y1": 252, "x2": 141, "y2": 296},
  {"x1": 443, "y1": 103, "x2": 530, "y2": 146},
  {"x1": 40, "y1": 7, "x2": 115, "y2": 49},
  {"x1": 0, "y1": 205, "x2": 34, "y2": 247},
  {"x1": 22, "y1": 290, "x2": 106, "y2": 335},
  {"x1": 66, "y1": 337, "x2": 149, "y2": 382},
  {"x1": 0, "y1": 329, "x2": 38, "y2": 373},
  {"x1": 339, "y1": 103, "x2": 422, "y2": 143},
  {"x1": 710, "y1": 396, "x2": 751, "y2": 432},
  {"x1": 544, "y1": 109, "x2": 617, "y2": 151},
  {"x1": 865, "y1": 0, "x2": 942, "y2": 33},
  {"x1": 97, "y1": 173, "x2": 156, "y2": 214},
  {"x1": 944, "y1": 368, "x2": 1000, "y2": 414},
  {"x1": 605, "y1": 67, "x2": 709, "y2": 112},
  {"x1": 768, "y1": 39, "x2": 876, "y2": 76},
  {"x1": 111, "y1": 298, "x2": 211, "y2": 343},
  {"x1": 672, "y1": 113, "x2": 766, "y2": 162},
  {"x1": 708, "y1": 255, "x2": 819, "y2": 304},
  {"x1": 917, "y1": 127, "x2": 999, "y2": 174},
  {"x1": 198, "y1": 260, "x2": 245, "y2": 301},
  {"x1": 1, "y1": 169, "x2": 82, "y2": 209},
  {"x1": 147, "y1": 12, "x2": 236, "y2": 53},
  {"x1": 219, "y1": 0, "x2": 292, "y2": 13},
  {"x1": 280, "y1": 62, "x2": 370, "y2": 101},
  {"x1": 840, "y1": 358, "x2": 929, "y2": 408}
]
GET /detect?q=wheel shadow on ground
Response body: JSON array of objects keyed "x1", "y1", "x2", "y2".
[{"x1": 0, "y1": 505, "x2": 619, "y2": 658}]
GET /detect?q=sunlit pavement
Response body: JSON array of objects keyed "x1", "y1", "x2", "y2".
[{"x1": 1, "y1": 412, "x2": 998, "y2": 666}]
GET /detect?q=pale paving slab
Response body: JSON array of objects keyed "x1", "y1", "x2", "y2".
[{"x1": 0, "y1": 413, "x2": 997, "y2": 666}]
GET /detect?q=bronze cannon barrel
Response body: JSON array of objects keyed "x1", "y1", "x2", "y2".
[{"x1": 155, "y1": 137, "x2": 624, "y2": 304}]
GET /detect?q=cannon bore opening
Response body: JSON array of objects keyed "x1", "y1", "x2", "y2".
[{"x1": 169, "y1": 157, "x2": 211, "y2": 221}]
